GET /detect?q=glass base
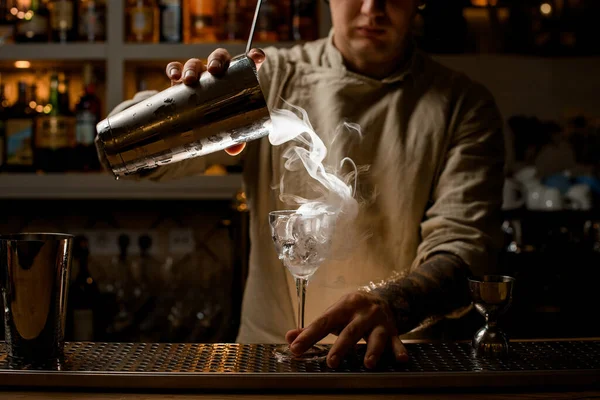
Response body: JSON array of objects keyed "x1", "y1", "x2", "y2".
[{"x1": 273, "y1": 344, "x2": 328, "y2": 363}]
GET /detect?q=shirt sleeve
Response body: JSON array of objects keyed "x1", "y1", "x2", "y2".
[{"x1": 413, "y1": 81, "x2": 505, "y2": 277}]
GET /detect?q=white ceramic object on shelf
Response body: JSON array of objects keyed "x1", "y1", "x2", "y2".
[{"x1": 565, "y1": 184, "x2": 593, "y2": 211}]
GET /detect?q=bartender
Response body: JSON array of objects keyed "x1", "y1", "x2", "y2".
[{"x1": 99, "y1": 0, "x2": 505, "y2": 369}]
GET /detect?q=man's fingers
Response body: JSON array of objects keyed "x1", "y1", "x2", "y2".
[
  {"x1": 327, "y1": 315, "x2": 373, "y2": 369},
  {"x1": 247, "y1": 48, "x2": 266, "y2": 71},
  {"x1": 207, "y1": 48, "x2": 232, "y2": 75},
  {"x1": 391, "y1": 335, "x2": 409, "y2": 363},
  {"x1": 363, "y1": 325, "x2": 388, "y2": 369},
  {"x1": 285, "y1": 328, "x2": 303, "y2": 344},
  {"x1": 182, "y1": 58, "x2": 206, "y2": 85},
  {"x1": 166, "y1": 61, "x2": 183, "y2": 85},
  {"x1": 290, "y1": 313, "x2": 341, "y2": 356},
  {"x1": 224, "y1": 143, "x2": 246, "y2": 156}
]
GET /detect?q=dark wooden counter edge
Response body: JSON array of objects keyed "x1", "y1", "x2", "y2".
[
  {"x1": 0, "y1": 338, "x2": 598, "y2": 392},
  {"x1": 0, "y1": 370, "x2": 599, "y2": 391}
]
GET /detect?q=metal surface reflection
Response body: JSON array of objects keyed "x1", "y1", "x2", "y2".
[
  {"x1": 96, "y1": 55, "x2": 272, "y2": 178},
  {"x1": 0, "y1": 233, "x2": 73, "y2": 366}
]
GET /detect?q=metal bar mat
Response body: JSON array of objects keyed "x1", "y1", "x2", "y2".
[{"x1": 1, "y1": 340, "x2": 599, "y2": 391}]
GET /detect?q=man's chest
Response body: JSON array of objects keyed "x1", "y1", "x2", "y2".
[{"x1": 270, "y1": 82, "x2": 450, "y2": 202}]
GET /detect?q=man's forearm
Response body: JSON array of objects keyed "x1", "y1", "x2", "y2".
[{"x1": 370, "y1": 253, "x2": 472, "y2": 334}]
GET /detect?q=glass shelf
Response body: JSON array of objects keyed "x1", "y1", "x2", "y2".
[{"x1": 0, "y1": 173, "x2": 243, "y2": 200}]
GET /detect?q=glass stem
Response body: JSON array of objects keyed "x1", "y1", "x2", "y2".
[{"x1": 295, "y1": 278, "x2": 308, "y2": 330}]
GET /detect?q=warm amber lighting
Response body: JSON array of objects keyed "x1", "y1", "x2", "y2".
[
  {"x1": 10, "y1": 7, "x2": 18, "y2": 16},
  {"x1": 16, "y1": 11, "x2": 25, "y2": 19},
  {"x1": 14, "y1": 60, "x2": 31, "y2": 69},
  {"x1": 540, "y1": 3, "x2": 552, "y2": 15},
  {"x1": 29, "y1": 101, "x2": 36, "y2": 109},
  {"x1": 35, "y1": 105, "x2": 43, "y2": 113},
  {"x1": 470, "y1": 0, "x2": 498, "y2": 6}
]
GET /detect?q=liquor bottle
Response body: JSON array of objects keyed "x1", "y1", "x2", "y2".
[
  {"x1": 278, "y1": 0, "x2": 291, "y2": 41},
  {"x1": 126, "y1": 0, "x2": 159, "y2": 43},
  {"x1": 67, "y1": 235, "x2": 101, "y2": 342},
  {"x1": 220, "y1": 0, "x2": 248, "y2": 41},
  {"x1": 291, "y1": 0, "x2": 318, "y2": 41},
  {"x1": 187, "y1": 0, "x2": 217, "y2": 42},
  {"x1": 48, "y1": 0, "x2": 77, "y2": 43},
  {"x1": 256, "y1": 0, "x2": 278, "y2": 42},
  {"x1": 106, "y1": 234, "x2": 135, "y2": 342},
  {"x1": 159, "y1": 0, "x2": 182, "y2": 43},
  {"x1": 34, "y1": 72, "x2": 76, "y2": 172},
  {"x1": 75, "y1": 63, "x2": 102, "y2": 171},
  {"x1": 0, "y1": 83, "x2": 7, "y2": 171},
  {"x1": 29, "y1": 82, "x2": 44, "y2": 114},
  {"x1": 136, "y1": 234, "x2": 162, "y2": 342},
  {"x1": 14, "y1": 0, "x2": 51, "y2": 43},
  {"x1": 78, "y1": 0, "x2": 106, "y2": 42},
  {"x1": 4, "y1": 81, "x2": 35, "y2": 172},
  {"x1": 61, "y1": 73, "x2": 77, "y2": 170},
  {"x1": 0, "y1": 0, "x2": 17, "y2": 44},
  {"x1": 59, "y1": 72, "x2": 73, "y2": 113}
]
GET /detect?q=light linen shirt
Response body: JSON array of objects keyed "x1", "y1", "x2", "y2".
[{"x1": 121, "y1": 31, "x2": 505, "y2": 344}]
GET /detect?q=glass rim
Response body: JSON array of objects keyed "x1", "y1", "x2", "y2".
[
  {"x1": 0, "y1": 233, "x2": 74, "y2": 242},
  {"x1": 269, "y1": 210, "x2": 336, "y2": 218},
  {"x1": 468, "y1": 275, "x2": 515, "y2": 284}
]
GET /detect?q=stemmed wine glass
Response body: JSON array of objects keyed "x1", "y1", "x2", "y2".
[{"x1": 269, "y1": 210, "x2": 336, "y2": 362}]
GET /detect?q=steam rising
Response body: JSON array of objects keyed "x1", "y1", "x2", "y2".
[{"x1": 268, "y1": 102, "x2": 363, "y2": 258}]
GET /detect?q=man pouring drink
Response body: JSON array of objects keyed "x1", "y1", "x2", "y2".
[{"x1": 97, "y1": 0, "x2": 505, "y2": 370}]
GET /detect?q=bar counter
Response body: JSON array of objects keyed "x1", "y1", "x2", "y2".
[{"x1": 1, "y1": 338, "x2": 599, "y2": 398}]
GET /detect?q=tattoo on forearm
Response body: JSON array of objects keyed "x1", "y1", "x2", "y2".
[{"x1": 367, "y1": 253, "x2": 472, "y2": 334}]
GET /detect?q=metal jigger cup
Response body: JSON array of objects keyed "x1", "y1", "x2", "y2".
[
  {"x1": 0, "y1": 233, "x2": 73, "y2": 369},
  {"x1": 468, "y1": 275, "x2": 515, "y2": 358}
]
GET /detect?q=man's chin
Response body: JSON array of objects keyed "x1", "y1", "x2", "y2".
[{"x1": 351, "y1": 44, "x2": 393, "y2": 63}]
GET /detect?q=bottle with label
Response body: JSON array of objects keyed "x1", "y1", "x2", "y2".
[
  {"x1": 15, "y1": 0, "x2": 51, "y2": 43},
  {"x1": 159, "y1": 0, "x2": 181, "y2": 43},
  {"x1": 126, "y1": 0, "x2": 159, "y2": 43},
  {"x1": 187, "y1": 0, "x2": 217, "y2": 42},
  {"x1": 34, "y1": 72, "x2": 76, "y2": 172},
  {"x1": 4, "y1": 81, "x2": 35, "y2": 172},
  {"x1": 67, "y1": 235, "x2": 101, "y2": 342},
  {"x1": 292, "y1": 0, "x2": 318, "y2": 41},
  {"x1": 75, "y1": 63, "x2": 102, "y2": 171},
  {"x1": 78, "y1": 0, "x2": 106, "y2": 42},
  {"x1": 0, "y1": 83, "x2": 7, "y2": 171},
  {"x1": 48, "y1": 0, "x2": 77, "y2": 43}
]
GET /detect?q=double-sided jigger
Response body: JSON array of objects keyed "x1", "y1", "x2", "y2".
[{"x1": 468, "y1": 275, "x2": 516, "y2": 357}]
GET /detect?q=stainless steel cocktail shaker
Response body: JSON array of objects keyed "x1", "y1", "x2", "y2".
[
  {"x1": 96, "y1": 55, "x2": 272, "y2": 178},
  {"x1": 1, "y1": 233, "x2": 73, "y2": 367}
]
